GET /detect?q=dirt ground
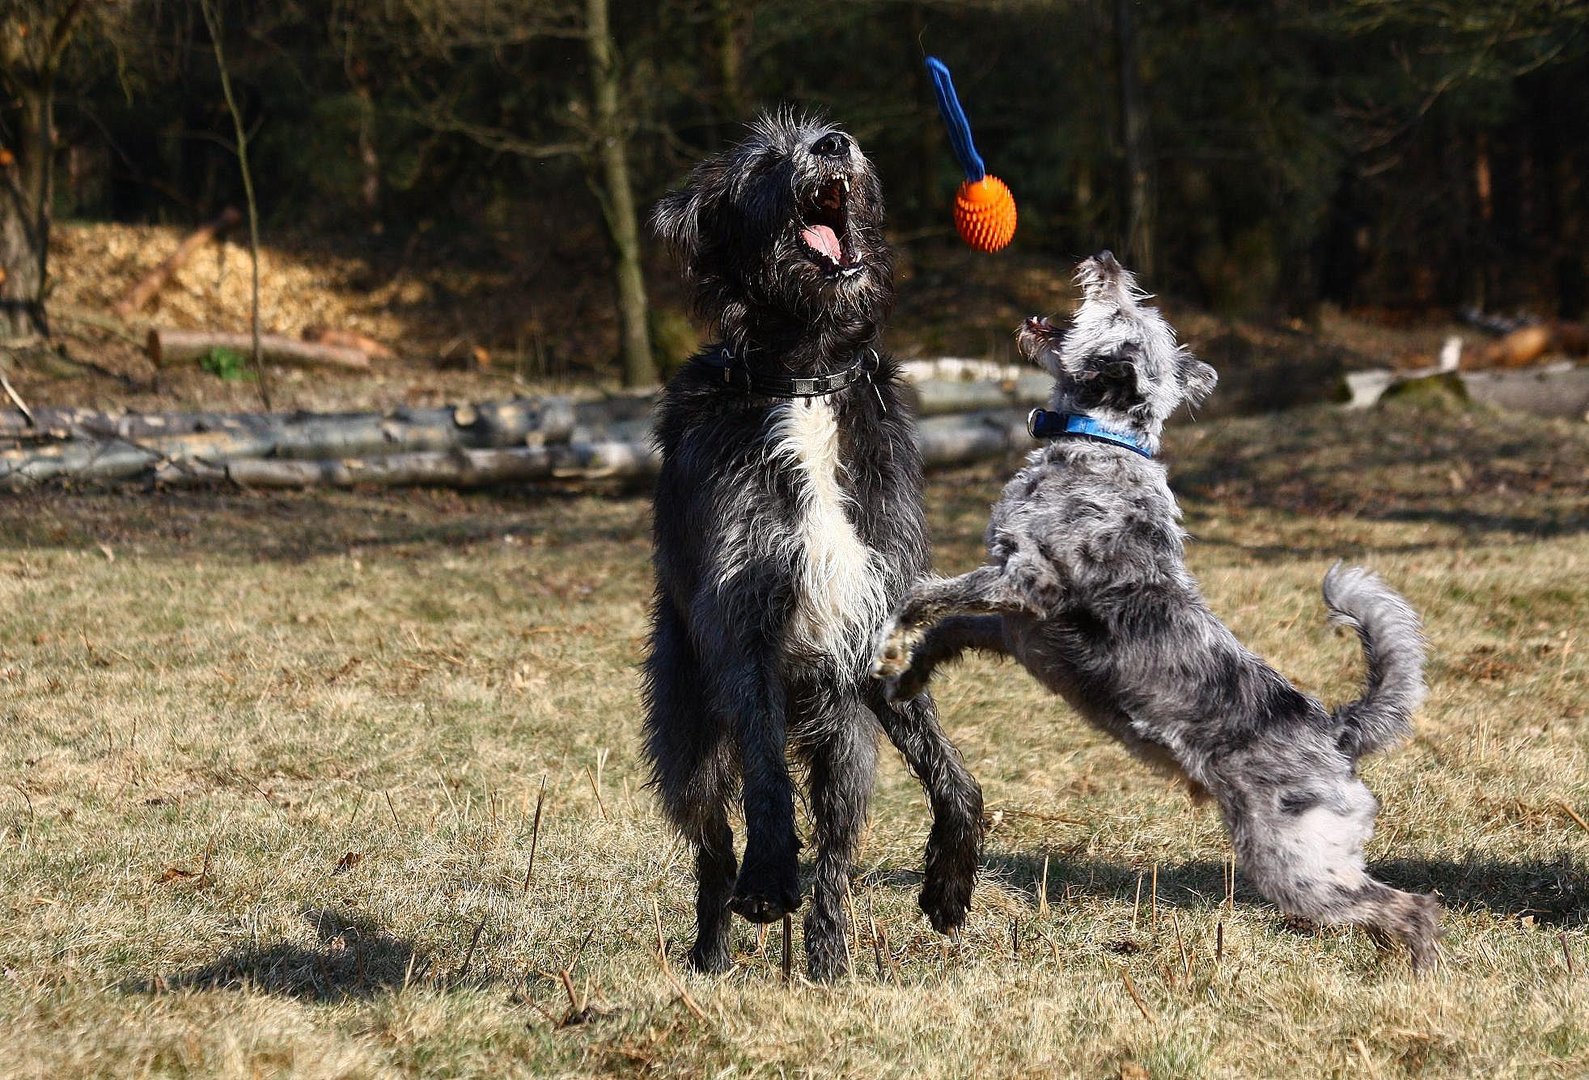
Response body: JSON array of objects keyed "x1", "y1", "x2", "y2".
[{"x1": 12, "y1": 221, "x2": 1480, "y2": 419}]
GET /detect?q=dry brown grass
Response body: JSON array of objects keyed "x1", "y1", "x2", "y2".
[{"x1": 1, "y1": 399, "x2": 1586, "y2": 1078}]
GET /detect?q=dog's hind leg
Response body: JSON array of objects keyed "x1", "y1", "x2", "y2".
[
  {"x1": 866, "y1": 684, "x2": 985, "y2": 936},
  {"x1": 795, "y1": 689, "x2": 879, "y2": 981},
  {"x1": 1224, "y1": 774, "x2": 1442, "y2": 971},
  {"x1": 722, "y1": 668, "x2": 802, "y2": 926},
  {"x1": 691, "y1": 589, "x2": 803, "y2": 926},
  {"x1": 881, "y1": 614, "x2": 1008, "y2": 702},
  {"x1": 644, "y1": 597, "x2": 739, "y2": 973}
]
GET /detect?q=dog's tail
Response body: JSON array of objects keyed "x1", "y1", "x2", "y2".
[{"x1": 1322, "y1": 563, "x2": 1427, "y2": 760}]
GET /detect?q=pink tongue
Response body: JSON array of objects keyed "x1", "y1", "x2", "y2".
[{"x1": 801, "y1": 224, "x2": 843, "y2": 263}]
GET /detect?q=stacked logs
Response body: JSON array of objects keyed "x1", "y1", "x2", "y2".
[{"x1": 0, "y1": 379, "x2": 1048, "y2": 490}]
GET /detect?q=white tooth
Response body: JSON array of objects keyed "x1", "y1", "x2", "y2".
[{"x1": 841, "y1": 178, "x2": 850, "y2": 193}]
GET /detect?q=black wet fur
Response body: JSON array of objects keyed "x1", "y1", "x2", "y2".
[{"x1": 643, "y1": 112, "x2": 984, "y2": 981}]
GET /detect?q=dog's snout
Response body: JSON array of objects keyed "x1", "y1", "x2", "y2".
[
  {"x1": 1094, "y1": 250, "x2": 1118, "y2": 269},
  {"x1": 811, "y1": 132, "x2": 850, "y2": 159}
]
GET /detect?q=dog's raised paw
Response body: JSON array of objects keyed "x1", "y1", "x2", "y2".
[
  {"x1": 727, "y1": 889, "x2": 800, "y2": 924},
  {"x1": 871, "y1": 631, "x2": 916, "y2": 680},
  {"x1": 729, "y1": 855, "x2": 802, "y2": 924},
  {"x1": 918, "y1": 872, "x2": 975, "y2": 935}
]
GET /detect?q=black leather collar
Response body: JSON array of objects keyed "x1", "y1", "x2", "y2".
[{"x1": 693, "y1": 343, "x2": 880, "y2": 398}]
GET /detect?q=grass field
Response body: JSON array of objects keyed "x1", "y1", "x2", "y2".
[{"x1": 1, "y1": 398, "x2": 1586, "y2": 1078}]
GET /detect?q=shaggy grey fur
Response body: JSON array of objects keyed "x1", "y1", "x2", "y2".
[
  {"x1": 644, "y1": 112, "x2": 983, "y2": 981},
  {"x1": 873, "y1": 252, "x2": 1440, "y2": 968}
]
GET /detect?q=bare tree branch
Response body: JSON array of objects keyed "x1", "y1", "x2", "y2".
[{"x1": 198, "y1": 0, "x2": 271, "y2": 409}]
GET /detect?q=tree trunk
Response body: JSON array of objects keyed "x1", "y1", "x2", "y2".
[
  {"x1": 1472, "y1": 131, "x2": 1494, "y2": 312},
  {"x1": 586, "y1": 0, "x2": 657, "y2": 388},
  {"x1": 0, "y1": 79, "x2": 52, "y2": 340},
  {"x1": 1115, "y1": 0, "x2": 1153, "y2": 278},
  {"x1": 355, "y1": 83, "x2": 381, "y2": 225},
  {"x1": 715, "y1": 0, "x2": 748, "y2": 122}
]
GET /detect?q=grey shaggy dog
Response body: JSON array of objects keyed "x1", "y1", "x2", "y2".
[
  {"x1": 873, "y1": 252, "x2": 1441, "y2": 968},
  {"x1": 643, "y1": 112, "x2": 984, "y2": 981}
]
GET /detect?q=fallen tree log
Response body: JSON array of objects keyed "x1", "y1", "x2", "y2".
[
  {"x1": 0, "y1": 394, "x2": 651, "y2": 443},
  {"x1": 1462, "y1": 361, "x2": 1589, "y2": 419},
  {"x1": 1, "y1": 400, "x2": 1045, "y2": 489},
  {"x1": 147, "y1": 329, "x2": 371, "y2": 372},
  {"x1": 303, "y1": 326, "x2": 399, "y2": 362},
  {"x1": 9, "y1": 351, "x2": 1586, "y2": 491},
  {"x1": 115, "y1": 207, "x2": 244, "y2": 318},
  {"x1": 910, "y1": 375, "x2": 1050, "y2": 416},
  {"x1": 916, "y1": 409, "x2": 1031, "y2": 467},
  {"x1": 157, "y1": 441, "x2": 662, "y2": 489},
  {"x1": 901, "y1": 358, "x2": 1023, "y2": 383},
  {"x1": 1345, "y1": 359, "x2": 1589, "y2": 417},
  {"x1": 0, "y1": 405, "x2": 306, "y2": 444},
  {"x1": 0, "y1": 380, "x2": 983, "y2": 445},
  {"x1": 1, "y1": 441, "x2": 167, "y2": 486},
  {"x1": 0, "y1": 399, "x2": 579, "y2": 484},
  {"x1": 158, "y1": 411, "x2": 1038, "y2": 490}
]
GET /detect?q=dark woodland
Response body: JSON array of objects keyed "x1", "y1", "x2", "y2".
[{"x1": 3, "y1": 0, "x2": 1587, "y2": 382}]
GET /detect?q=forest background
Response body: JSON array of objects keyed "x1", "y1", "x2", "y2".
[{"x1": 3, "y1": 0, "x2": 1587, "y2": 389}]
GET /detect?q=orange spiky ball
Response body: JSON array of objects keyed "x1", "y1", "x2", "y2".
[
  {"x1": 929, "y1": 58, "x2": 1017, "y2": 254},
  {"x1": 954, "y1": 175, "x2": 1017, "y2": 254}
]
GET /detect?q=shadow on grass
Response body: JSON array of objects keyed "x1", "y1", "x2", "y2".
[
  {"x1": 130, "y1": 907, "x2": 430, "y2": 1003},
  {"x1": 1167, "y1": 400, "x2": 1589, "y2": 540},
  {"x1": 867, "y1": 850, "x2": 1587, "y2": 929},
  {"x1": 0, "y1": 485, "x2": 649, "y2": 563}
]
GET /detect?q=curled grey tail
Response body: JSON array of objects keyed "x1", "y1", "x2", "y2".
[{"x1": 1323, "y1": 563, "x2": 1427, "y2": 760}]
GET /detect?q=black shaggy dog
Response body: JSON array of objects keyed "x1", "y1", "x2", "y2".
[{"x1": 643, "y1": 112, "x2": 984, "y2": 980}]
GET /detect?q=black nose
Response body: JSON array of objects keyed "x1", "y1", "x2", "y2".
[
  {"x1": 811, "y1": 132, "x2": 850, "y2": 158},
  {"x1": 1095, "y1": 250, "x2": 1118, "y2": 267}
]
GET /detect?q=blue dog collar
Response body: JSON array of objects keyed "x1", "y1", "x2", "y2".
[{"x1": 1027, "y1": 408, "x2": 1153, "y2": 458}]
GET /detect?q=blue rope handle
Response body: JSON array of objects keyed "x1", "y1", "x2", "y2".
[{"x1": 926, "y1": 56, "x2": 986, "y2": 183}]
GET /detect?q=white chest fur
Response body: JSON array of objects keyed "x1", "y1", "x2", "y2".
[{"x1": 767, "y1": 398, "x2": 887, "y2": 661}]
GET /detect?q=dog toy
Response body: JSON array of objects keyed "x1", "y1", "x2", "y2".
[{"x1": 926, "y1": 57, "x2": 1016, "y2": 253}]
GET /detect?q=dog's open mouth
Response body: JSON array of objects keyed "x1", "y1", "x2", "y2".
[{"x1": 800, "y1": 175, "x2": 862, "y2": 277}]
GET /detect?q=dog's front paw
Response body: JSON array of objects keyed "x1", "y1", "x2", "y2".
[
  {"x1": 919, "y1": 869, "x2": 975, "y2": 936},
  {"x1": 871, "y1": 621, "x2": 920, "y2": 681},
  {"x1": 729, "y1": 847, "x2": 802, "y2": 924}
]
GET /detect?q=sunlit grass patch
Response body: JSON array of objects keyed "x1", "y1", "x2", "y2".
[{"x1": 1, "y1": 403, "x2": 1586, "y2": 1077}]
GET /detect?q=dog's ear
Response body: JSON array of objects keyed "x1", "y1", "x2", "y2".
[
  {"x1": 1177, "y1": 352, "x2": 1218, "y2": 408},
  {"x1": 652, "y1": 185, "x2": 704, "y2": 263}
]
